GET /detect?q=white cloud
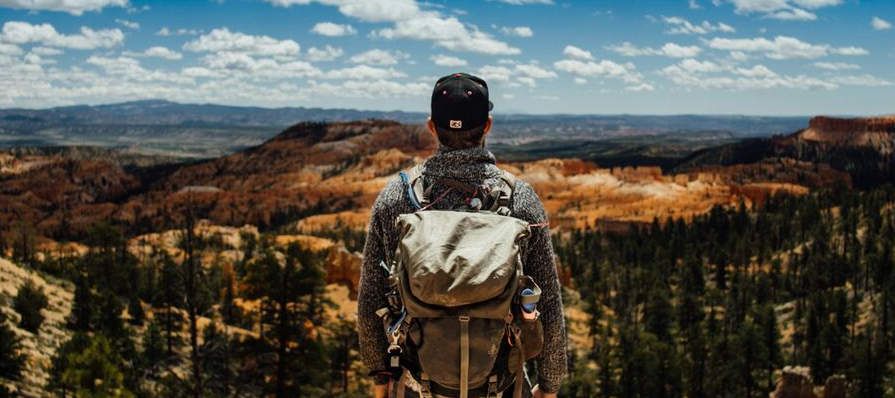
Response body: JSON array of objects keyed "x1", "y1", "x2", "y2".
[
  {"x1": 662, "y1": 16, "x2": 735, "y2": 35},
  {"x1": 493, "y1": 0, "x2": 552, "y2": 4},
  {"x1": 767, "y1": 8, "x2": 816, "y2": 21},
  {"x1": 871, "y1": 17, "x2": 892, "y2": 31},
  {"x1": 266, "y1": 0, "x2": 421, "y2": 23},
  {"x1": 707, "y1": 36, "x2": 867, "y2": 59},
  {"x1": 323, "y1": 64, "x2": 406, "y2": 80},
  {"x1": 181, "y1": 67, "x2": 222, "y2": 79},
  {"x1": 553, "y1": 58, "x2": 645, "y2": 85},
  {"x1": 349, "y1": 49, "x2": 408, "y2": 65},
  {"x1": 831, "y1": 46, "x2": 868, "y2": 56},
  {"x1": 660, "y1": 43, "x2": 702, "y2": 57},
  {"x1": 183, "y1": 28, "x2": 300, "y2": 57},
  {"x1": 306, "y1": 45, "x2": 343, "y2": 61},
  {"x1": 115, "y1": 19, "x2": 139, "y2": 30},
  {"x1": 199, "y1": 52, "x2": 321, "y2": 78},
  {"x1": 31, "y1": 46, "x2": 61, "y2": 56},
  {"x1": 303, "y1": 79, "x2": 429, "y2": 99},
  {"x1": 829, "y1": 74, "x2": 892, "y2": 87},
  {"x1": 156, "y1": 27, "x2": 201, "y2": 36},
  {"x1": 430, "y1": 54, "x2": 467, "y2": 67},
  {"x1": 689, "y1": 0, "x2": 701, "y2": 9},
  {"x1": 0, "y1": 0, "x2": 127, "y2": 15},
  {"x1": 0, "y1": 49, "x2": 430, "y2": 108},
  {"x1": 515, "y1": 63, "x2": 557, "y2": 79},
  {"x1": 477, "y1": 65, "x2": 512, "y2": 83},
  {"x1": 814, "y1": 62, "x2": 860, "y2": 71},
  {"x1": 660, "y1": 59, "x2": 837, "y2": 90},
  {"x1": 0, "y1": 21, "x2": 123, "y2": 50},
  {"x1": 626, "y1": 83, "x2": 655, "y2": 92},
  {"x1": 562, "y1": 45, "x2": 593, "y2": 61},
  {"x1": 659, "y1": 57, "x2": 887, "y2": 91},
  {"x1": 374, "y1": 16, "x2": 520, "y2": 55},
  {"x1": 310, "y1": 22, "x2": 356, "y2": 36},
  {"x1": 607, "y1": 42, "x2": 702, "y2": 58},
  {"x1": 143, "y1": 46, "x2": 182, "y2": 60},
  {"x1": 734, "y1": 64, "x2": 777, "y2": 78},
  {"x1": 476, "y1": 62, "x2": 556, "y2": 87},
  {"x1": 573, "y1": 77, "x2": 587, "y2": 84},
  {"x1": 500, "y1": 26, "x2": 533, "y2": 37},
  {"x1": 0, "y1": 42, "x2": 22, "y2": 55},
  {"x1": 724, "y1": 0, "x2": 842, "y2": 21},
  {"x1": 266, "y1": 0, "x2": 519, "y2": 55},
  {"x1": 729, "y1": 51, "x2": 749, "y2": 61},
  {"x1": 86, "y1": 55, "x2": 193, "y2": 84},
  {"x1": 675, "y1": 58, "x2": 724, "y2": 73}
]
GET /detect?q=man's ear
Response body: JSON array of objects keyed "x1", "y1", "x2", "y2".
[
  {"x1": 482, "y1": 116, "x2": 493, "y2": 137},
  {"x1": 427, "y1": 117, "x2": 438, "y2": 139}
]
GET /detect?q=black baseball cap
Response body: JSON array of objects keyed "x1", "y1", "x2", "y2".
[{"x1": 431, "y1": 72, "x2": 493, "y2": 131}]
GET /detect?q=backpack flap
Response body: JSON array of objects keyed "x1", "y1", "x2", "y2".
[{"x1": 395, "y1": 210, "x2": 530, "y2": 319}]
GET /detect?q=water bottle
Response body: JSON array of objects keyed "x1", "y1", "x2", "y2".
[{"x1": 520, "y1": 288, "x2": 537, "y2": 319}]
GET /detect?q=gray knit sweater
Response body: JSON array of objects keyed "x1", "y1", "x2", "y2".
[{"x1": 357, "y1": 146, "x2": 568, "y2": 393}]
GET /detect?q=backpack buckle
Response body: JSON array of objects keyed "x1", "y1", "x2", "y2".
[
  {"x1": 388, "y1": 344, "x2": 402, "y2": 369},
  {"x1": 419, "y1": 373, "x2": 433, "y2": 398},
  {"x1": 485, "y1": 374, "x2": 499, "y2": 398}
]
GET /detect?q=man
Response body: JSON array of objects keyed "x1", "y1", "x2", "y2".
[{"x1": 358, "y1": 73, "x2": 567, "y2": 398}]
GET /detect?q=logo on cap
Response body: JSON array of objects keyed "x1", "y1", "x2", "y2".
[{"x1": 449, "y1": 120, "x2": 463, "y2": 129}]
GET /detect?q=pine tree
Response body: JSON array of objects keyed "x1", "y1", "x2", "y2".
[
  {"x1": 57, "y1": 333, "x2": 136, "y2": 398},
  {"x1": 757, "y1": 303, "x2": 782, "y2": 392},
  {"x1": 13, "y1": 280, "x2": 48, "y2": 333},
  {"x1": 0, "y1": 309, "x2": 24, "y2": 396},
  {"x1": 153, "y1": 250, "x2": 184, "y2": 357},
  {"x1": 69, "y1": 265, "x2": 95, "y2": 331},
  {"x1": 140, "y1": 319, "x2": 167, "y2": 374},
  {"x1": 678, "y1": 255, "x2": 706, "y2": 398},
  {"x1": 243, "y1": 242, "x2": 331, "y2": 397},
  {"x1": 199, "y1": 322, "x2": 235, "y2": 397}
]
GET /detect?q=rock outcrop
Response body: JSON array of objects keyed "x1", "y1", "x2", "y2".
[
  {"x1": 808, "y1": 116, "x2": 895, "y2": 132},
  {"x1": 797, "y1": 116, "x2": 895, "y2": 156},
  {"x1": 768, "y1": 366, "x2": 848, "y2": 398}
]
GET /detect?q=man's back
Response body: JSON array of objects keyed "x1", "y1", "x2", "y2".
[{"x1": 357, "y1": 145, "x2": 567, "y2": 396}]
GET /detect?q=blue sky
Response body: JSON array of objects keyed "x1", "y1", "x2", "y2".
[{"x1": 0, "y1": 0, "x2": 892, "y2": 115}]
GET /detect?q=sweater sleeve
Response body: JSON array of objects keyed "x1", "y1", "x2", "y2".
[
  {"x1": 357, "y1": 178, "x2": 402, "y2": 384},
  {"x1": 512, "y1": 180, "x2": 568, "y2": 393}
]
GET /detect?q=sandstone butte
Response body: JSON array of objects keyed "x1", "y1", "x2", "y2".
[{"x1": 791, "y1": 115, "x2": 895, "y2": 155}]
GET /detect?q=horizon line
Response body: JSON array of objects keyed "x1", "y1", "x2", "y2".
[{"x1": 0, "y1": 99, "x2": 848, "y2": 119}]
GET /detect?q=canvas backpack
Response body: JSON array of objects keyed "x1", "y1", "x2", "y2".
[{"x1": 378, "y1": 165, "x2": 544, "y2": 398}]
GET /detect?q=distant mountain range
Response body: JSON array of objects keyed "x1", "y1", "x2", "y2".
[{"x1": 0, "y1": 100, "x2": 810, "y2": 158}]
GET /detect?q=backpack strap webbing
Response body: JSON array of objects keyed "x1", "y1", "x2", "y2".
[
  {"x1": 511, "y1": 327, "x2": 525, "y2": 398},
  {"x1": 459, "y1": 314, "x2": 471, "y2": 398}
]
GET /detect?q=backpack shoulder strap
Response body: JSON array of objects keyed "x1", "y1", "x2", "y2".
[
  {"x1": 488, "y1": 169, "x2": 517, "y2": 213},
  {"x1": 398, "y1": 164, "x2": 427, "y2": 210},
  {"x1": 499, "y1": 169, "x2": 518, "y2": 194}
]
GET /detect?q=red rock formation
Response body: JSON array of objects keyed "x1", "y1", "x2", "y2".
[
  {"x1": 809, "y1": 116, "x2": 895, "y2": 132},
  {"x1": 770, "y1": 366, "x2": 817, "y2": 398},
  {"x1": 325, "y1": 246, "x2": 362, "y2": 300}
]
